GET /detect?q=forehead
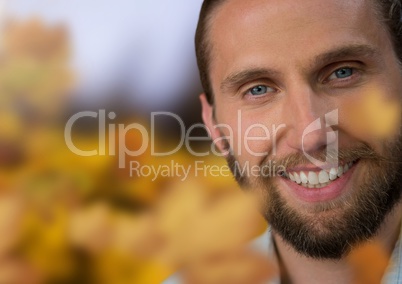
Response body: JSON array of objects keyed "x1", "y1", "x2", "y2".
[{"x1": 207, "y1": 0, "x2": 389, "y2": 83}]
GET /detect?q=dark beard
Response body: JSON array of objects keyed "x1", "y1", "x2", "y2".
[{"x1": 224, "y1": 140, "x2": 402, "y2": 259}]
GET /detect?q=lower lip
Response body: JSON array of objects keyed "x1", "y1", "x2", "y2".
[{"x1": 280, "y1": 162, "x2": 359, "y2": 203}]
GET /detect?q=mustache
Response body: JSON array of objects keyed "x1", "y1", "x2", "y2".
[
  {"x1": 222, "y1": 130, "x2": 402, "y2": 178},
  {"x1": 260, "y1": 144, "x2": 380, "y2": 173},
  {"x1": 223, "y1": 140, "x2": 402, "y2": 189}
]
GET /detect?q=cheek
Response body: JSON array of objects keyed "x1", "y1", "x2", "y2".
[
  {"x1": 241, "y1": 122, "x2": 272, "y2": 160},
  {"x1": 218, "y1": 113, "x2": 274, "y2": 165}
]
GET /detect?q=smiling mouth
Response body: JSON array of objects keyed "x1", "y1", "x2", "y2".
[{"x1": 282, "y1": 159, "x2": 359, "y2": 189}]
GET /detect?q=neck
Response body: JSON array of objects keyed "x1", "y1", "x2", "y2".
[{"x1": 272, "y1": 202, "x2": 402, "y2": 284}]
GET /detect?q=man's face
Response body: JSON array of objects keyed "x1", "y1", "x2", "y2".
[{"x1": 201, "y1": 0, "x2": 402, "y2": 259}]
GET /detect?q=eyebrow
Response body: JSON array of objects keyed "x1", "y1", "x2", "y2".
[
  {"x1": 220, "y1": 68, "x2": 281, "y2": 93},
  {"x1": 219, "y1": 44, "x2": 380, "y2": 94},
  {"x1": 311, "y1": 44, "x2": 380, "y2": 69}
]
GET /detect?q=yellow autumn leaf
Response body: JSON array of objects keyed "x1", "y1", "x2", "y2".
[{"x1": 346, "y1": 89, "x2": 401, "y2": 138}]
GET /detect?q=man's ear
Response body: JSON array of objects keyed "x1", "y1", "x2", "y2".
[{"x1": 200, "y1": 94, "x2": 226, "y2": 153}]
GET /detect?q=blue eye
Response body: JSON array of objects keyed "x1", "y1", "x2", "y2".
[
  {"x1": 329, "y1": 67, "x2": 354, "y2": 80},
  {"x1": 249, "y1": 85, "x2": 272, "y2": 96},
  {"x1": 335, "y1": 68, "x2": 353, "y2": 78}
]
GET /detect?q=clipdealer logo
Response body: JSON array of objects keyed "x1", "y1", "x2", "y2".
[
  {"x1": 64, "y1": 109, "x2": 339, "y2": 177},
  {"x1": 302, "y1": 109, "x2": 339, "y2": 168}
]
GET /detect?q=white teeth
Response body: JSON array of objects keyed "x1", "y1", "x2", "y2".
[
  {"x1": 300, "y1": 171, "x2": 308, "y2": 184},
  {"x1": 316, "y1": 182, "x2": 328, "y2": 188},
  {"x1": 337, "y1": 166, "x2": 344, "y2": 177},
  {"x1": 285, "y1": 160, "x2": 357, "y2": 188},
  {"x1": 285, "y1": 161, "x2": 357, "y2": 189},
  {"x1": 329, "y1": 167, "x2": 338, "y2": 180},
  {"x1": 318, "y1": 170, "x2": 329, "y2": 183},
  {"x1": 344, "y1": 163, "x2": 349, "y2": 173},
  {"x1": 289, "y1": 173, "x2": 295, "y2": 182},
  {"x1": 308, "y1": 171, "x2": 319, "y2": 185},
  {"x1": 293, "y1": 172, "x2": 302, "y2": 184}
]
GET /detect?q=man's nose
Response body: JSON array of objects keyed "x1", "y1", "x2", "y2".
[{"x1": 283, "y1": 87, "x2": 337, "y2": 153}]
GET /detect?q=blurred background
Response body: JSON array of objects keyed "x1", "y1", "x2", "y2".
[
  {"x1": 1, "y1": 1, "x2": 388, "y2": 283},
  {"x1": 0, "y1": 1, "x2": 271, "y2": 283}
]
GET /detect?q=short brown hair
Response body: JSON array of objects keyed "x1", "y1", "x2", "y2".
[{"x1": 195, "y1": 0, "x2": 402, "y2": 104}]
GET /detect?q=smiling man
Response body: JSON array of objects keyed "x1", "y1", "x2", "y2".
[{"x1": 195, "y1": 0, "x2": 402, "y2": 282}]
